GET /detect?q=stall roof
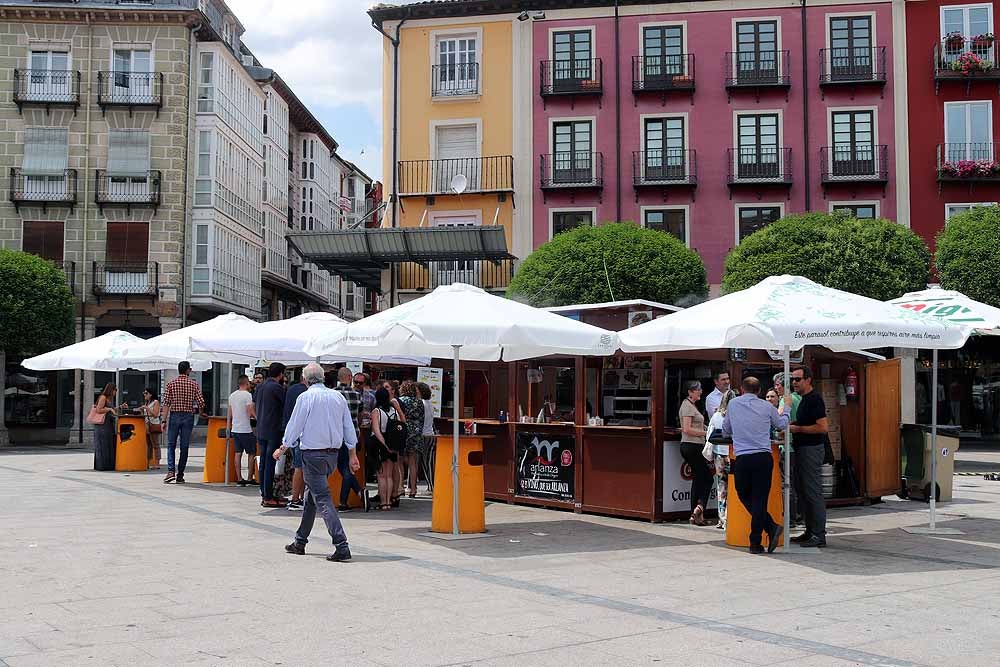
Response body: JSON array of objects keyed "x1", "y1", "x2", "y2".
[
  {"x1": 286, "y1": 226, "x2": 515, "y2": 293},
  {"x1": 545, "y1": 299, "x2": 682, "y2": 314}
]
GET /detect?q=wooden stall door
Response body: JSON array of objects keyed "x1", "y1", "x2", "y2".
[{"x1": 865, "y1": 358, "x2": 901, "y2": 498}]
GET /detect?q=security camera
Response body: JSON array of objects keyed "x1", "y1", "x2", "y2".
[
  {"x1": 531, "y1": 11, "x2": 546, "y2": 19},
  {"x1": 517, "y1": 11, "x2": 529, "y2": 21}
]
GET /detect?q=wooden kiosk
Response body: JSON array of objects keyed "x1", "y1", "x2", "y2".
[{"x1": 432, "y1": 303, "x2": 903, "y2": 523}]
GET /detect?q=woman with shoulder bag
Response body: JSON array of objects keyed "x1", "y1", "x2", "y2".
[
  {"x1": 679, "y1": 380, "x2": 713, "y2": 526},
  {"x1": 706, "y1": 389, "x2": 736, "y2": 530},
  {"x1": 371, "y1": 387, "x2": 403, "y2": 511},
  {"x1": 90, "y1": 383, "x2": 121, "y2": 471},
  {"x1": 141, "y1": 388, "x2": 162, "y2": 469}
]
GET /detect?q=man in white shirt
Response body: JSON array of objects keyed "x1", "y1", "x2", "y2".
[
  {"x1": 705, "y1": 370, "x2": 732, "y2": 418},
  {"x1": 275, "y1": 363, "x2": 360, "y2": 562},
  {"x1": 227, "y1": 375, "x2": 256, "y2": 486}
]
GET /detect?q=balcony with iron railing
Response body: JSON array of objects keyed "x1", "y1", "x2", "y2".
[
  {"x1": 820, "y1": 145, "x2": 889, "y2": 185},
  {"x1": 13, "y1": 69, "x2": 81, "y2": 113},
  {"x1": 431, "y1": 62, "x2": 480, "y2": 97},
  {"x1": 933, "y1": 39, "x2": 1000, "y2": 93},
  {"x1": 540, "y1": 58, "x2": 603, "y2": 97},
  {"x1": 398, "y1": 156, "x2": 514, "y2": 196},
  {"x1": 55, "y1": 261, "x2": 77, "y2": 296},
  {"x1": 818, "y1": 47, "x2": 887, "y2": 93},
  {"x1": 724, "y1": 51, "x2": 791, "y2": 101},
  {"x1": 92, "y1": 261, "x2": 159, "y2": 302},
  {"x1": 632, "y1": 55, "x2": 695, "y2": 95},
  {"x1": 95, "y1": 170, "x2": 162, "y2": 211},
  {"x1": 726, "y1": 147, "x2": 793, "y2": 187},
  {"x1": 398, "y1": 258, "x2": 515, "y2": 293},
  {"x1": 540, "y1": 152, "x2": 604, "y2": 191},
  {"x1": 936, "y1": 143, "x2": 999, "y2": 184},
  {"x1": 632, "y1": 150, "x2": 697, "y2": 190},
  {"x1": 97, "y1": 71, "x2": 163, "y2": 113},
  {"x1": 9, "y1": 168, "x2": 78, "y2": 211}
]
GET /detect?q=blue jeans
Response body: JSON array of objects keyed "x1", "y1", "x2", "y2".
[
  {"x1": 166, "y1": 412, "x2": 195, "y2": 475},
  {"x1": 337, "y1": 444, "x2": 363, "y2": 506},
  {"x1": 295, "y1": 449, "x2": 348, "y2": 548},
  {"x1": 258, "y1": 438, "x2": 281, "y2": 500}
]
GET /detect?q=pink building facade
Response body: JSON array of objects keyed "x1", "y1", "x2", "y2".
[{"x1": 532, "y1": 3, "x2": 898, "y2": 284}]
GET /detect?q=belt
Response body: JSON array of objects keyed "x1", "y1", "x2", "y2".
[{"x1": 301, "y1": 447, "x2": 340, "y2": 452}]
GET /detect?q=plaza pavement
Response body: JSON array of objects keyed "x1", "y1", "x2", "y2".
[{"x1": 2, "y1": 444, "x2": 1000, "y2": 667}]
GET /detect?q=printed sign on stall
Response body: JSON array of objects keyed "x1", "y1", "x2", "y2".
[
  {"x1": 662, "y1": 442, "x2": 718, "y2": 513},
  {"x1": 416, "y1": 367, "x2": 443, "y2": 418},
  {"x1": 515, "y1": 432, "x2": 575, "y2": 501}
]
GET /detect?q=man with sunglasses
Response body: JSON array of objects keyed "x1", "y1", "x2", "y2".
[{"x1": 789, "y1": 366, "x2": 829, "y2": 548}]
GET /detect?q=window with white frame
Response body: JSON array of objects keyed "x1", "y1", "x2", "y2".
[
  {"x1": 738, "y1": 205, "x2": 782, "y2": 241},
  {"x1": 943, "y1": 101, "x2": 994, "y2": 162},
  {"x1": 434, "y1": 34, "x2": 478, "y2": 96},
  {"x1": 736, "y1": 113, "x2": 781, "y2": 179},
  {"x1": 642, "y1": 25, "x2": 685, "y2": 80},
  {"x1": 551, "y1": 30, "x2": 593, "y2": 91},
  {"x1": 643, "y1": 116, "x2": 686, "y2": 181},
  {"x1": 830, "y1": 110, "x2": 877, "y2": 177},
  {"x1": 194, "y1": 130, "x2": 213, "y2": 206},
  {"x1": 828, "y1": 16, "x2": 874, "y2": 81},
  {"x1": 551, "y1": 210, "x2": 593, "y2": 237},
  {"x1": 734, "y1": 20, "x2": 779, "y2": 84},
  {"x1": 27, "y1": 50, "x2": 71, "y2": 99},
  {"x1": 832, "y1": 203, "x2": 878, "y2": 219},
  {"x1": 941, "y1": 4, "x2": 994, "y2": 63},
  {"x1": 193, "y1": 224, "x2": 210, "y2": 295},
  {"x1": 946, "y1": 202, "x2": 997, "y2": 221},
  {"x1": 552, "y1": 120, "x2": 594, "y2": 184},
  {"x1": 197, "y1": 51, "x2": 214, "y2": 112},
  {"x1": 112, "y1": 48, "x2": 153, "y2": 101},
  {"x1": 643, "y1": 208, "x2": 686, "y2": 244},
  {"x1": 22, "y1": 127, "x2": 68, "y2": 197}
]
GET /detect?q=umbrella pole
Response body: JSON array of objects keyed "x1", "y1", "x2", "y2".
[
  {"x1": 783, "y1": 346, "x2": 791, "y2": 554},
  {"x1": 224, "y1": 362, "x2": 232, "y2": 488},
  {"x1": 452, "y1": 345, "x2": 461, "y2": 536},
  {"x1": 930, "y1": 349, "x2": 938, "y2": 529}
]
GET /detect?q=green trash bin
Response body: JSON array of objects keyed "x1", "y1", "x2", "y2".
[{"x1": 900, "y1": 424, "x2": 960, "y2": 502}]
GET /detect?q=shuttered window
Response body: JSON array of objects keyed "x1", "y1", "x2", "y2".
[
  {"x1": 22, "y1": 221, "x2": 64, "y2": 261},
  {"x1": 106, "y1": 222, "x2": 149, "y2": 265},
  {"x1": 23, "y1": 128, "x2": 68, "y2": 175},
  {"x1": 108, "y1": 130, "x2": 150, "y2": 177}
]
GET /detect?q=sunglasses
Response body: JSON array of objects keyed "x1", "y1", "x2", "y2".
[{"x1": 791, "y1": 377, "x2": 804, "y2": 382}]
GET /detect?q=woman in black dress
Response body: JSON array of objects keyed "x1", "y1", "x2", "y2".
[{"x1": 92, "y1": 383, "x2": 120, "y2": 470}]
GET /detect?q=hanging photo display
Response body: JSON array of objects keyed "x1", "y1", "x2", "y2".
[{"x1": 515, "y1": 432, "x2": 575, "y2": 501}]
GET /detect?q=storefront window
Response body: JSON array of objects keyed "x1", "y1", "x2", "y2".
[
  {"x1": 4, "y1": 362, "x2": 74, "y2": 429},
  {"x1": 915, "y1": 340, "x2": 1000, "y2": 434}
]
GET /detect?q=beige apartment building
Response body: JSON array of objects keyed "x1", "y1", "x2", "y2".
[{"x1": 0, "y1": 0, "x2": 379, "y2": 446}]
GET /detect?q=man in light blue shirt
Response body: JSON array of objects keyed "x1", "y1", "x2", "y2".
[
  {"x1": 723, "y1": 376, "x2": 789, "y2": 554},
  {"x1": 274, "y1": 363, "x2": 360, "y2": 562}
]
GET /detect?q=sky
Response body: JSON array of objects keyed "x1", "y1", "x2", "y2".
[{"x1": 228, "y1": 0, "x2": 384, "y2": 181}]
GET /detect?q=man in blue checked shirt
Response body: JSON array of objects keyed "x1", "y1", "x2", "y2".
[{"x1": 274, "y1": 363, "x2": 360, "y2": 562}]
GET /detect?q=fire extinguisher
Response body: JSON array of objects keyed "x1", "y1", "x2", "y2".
[{"x1": 845, "y1": 366, "x2": 859, "y2": 400}]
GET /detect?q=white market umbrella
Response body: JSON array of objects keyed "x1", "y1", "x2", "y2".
[
  {"x1": 188, "y1": 311, "x2": 431, "y2": 366},
  {"x1": 620, "y1": 275, "x2": 974, "y2": 551},
  {"x1": 117, "y1": 313, "x2": 261, "y2": 365},
  {"x1": 889, "y1": 288, "x2": 1000, "y2": 534},
  {"x1": 23, "y1": 330, "x2": 202, "y2": 372},
  {"x1": 306, "y1": 283, "x2": 620, "y2": 535}
]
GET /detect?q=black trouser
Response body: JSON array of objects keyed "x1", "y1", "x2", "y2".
[
  {"x1": 734, "y1": 451, "x2": 778, "y2": 547},
  {"x1": 680, "y1": 443, "x2": 713, "y2": 512}
]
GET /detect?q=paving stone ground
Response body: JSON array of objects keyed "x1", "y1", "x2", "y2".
[{"x1": 2, "y1": 444, "x2": 1000, "y2": 667}]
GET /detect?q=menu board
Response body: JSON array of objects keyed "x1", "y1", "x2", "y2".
[
  {"x1": 417, "y1": 367, "x2": 443, "y2": 418},
  {"x1": 515, "y1": 432, "x2": 575, "y2": 502}
]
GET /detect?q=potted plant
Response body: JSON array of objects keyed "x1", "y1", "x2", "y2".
[
  {"x1": 972, "y1": 33, "x2": 995, "y2": 49},
  {"x1": 945, "y1": 31, "x2": 966, "y2": 49},
  {"x1": 950, "y1": 52, "x2": 992, "y2": 74}
]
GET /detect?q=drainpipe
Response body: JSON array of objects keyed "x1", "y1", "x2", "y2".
[
  {"x1": 180, "y1": 23, "x2": 202, "y2": 327},
  {"x1": 614, "y1": 0, "x2": 622, "y2": 222},
  {"x1": 801, "y1": 0, "x2": 811, "y2": 211},
  {"x1": 371, "y1": 13, "x2": 407, "y2": 306},
  {"x1": 78, "y1": 13, "x2": 94, "y2": 444}
]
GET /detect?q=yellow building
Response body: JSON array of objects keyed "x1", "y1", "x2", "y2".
[{"x1": 371, "y1": 5, "x2": 528, "y2": 302}]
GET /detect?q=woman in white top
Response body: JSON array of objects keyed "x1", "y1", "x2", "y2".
[
  {"x1": 706, "y1": 389, "x2": 736, "y2": 529},
  {"x1": 141, "y1": 388, "x2": 162, "y2": 469},
  {"x1": 417, "y1": 382, "x2": 437, "y2": 488}
]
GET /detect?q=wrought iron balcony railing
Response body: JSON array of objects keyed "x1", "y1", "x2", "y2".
[
  {"x1": 540, "y1": 152, "x2": 604, "y2": 189},
  {"x1": 933, "y1": 40, "x2": 1000, "y2": 92},
  {"x1": 820, "y1": 145, "x2": 889, "y2": 183},
  {"x1": 55, "y1": 261, "x2": 77, "y2": 296},
  {"x1": 13, "y1": 69, "x2": 81, "y2": 111},
  {"x1": 398, "y1": 258, "x2": 514, "y2": 292},
  {"x1": 398, "y1": 156, "x2": 514, "y2": 196},
  {"x1": 725, "y1": 50, "x2": 791, "y2": 87},
  {"x1": 431, "y1": 62, "x2": 480, "y2": 97},
  {"x1": 9, "y1": 168, "x2": 78, "y2": 210},
  {"x1": 540, "y1": 58, "x2": 603, "y2": 96},
  {"x1": 97, "y1": 71, "x2": 163, "y2": 111},
  {"x1": 819, "y1": 47, "x2": 887, "y2": 86},
  {"x1": 632, "y1": 150, "x2": 697, "y2": 187},
  {"x1": 936, "y1": 143, "x2": 1000, "y2": 182},
  {"x1": 726, "y1": 147, "x2": 793, "y2": 185},
  {"x1": 95, "y1": 170, "x2": 162, "y2": 209},
  {"x1": 92, "y1": 261, "x2": 159, "y2": 300},
  {"x1": 632, "y1": 55, "x2": 695, "y2": 92}
]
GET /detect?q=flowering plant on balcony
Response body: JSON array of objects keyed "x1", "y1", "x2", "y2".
[
  {"x1": 945, "y1": 31, "x2": 966, "y2": 49},
  {"x1": 972, "y1": 33, "x2": 995, "y2": 49},
  {"x1": 940, "y1": 159, "x2": 1000, "y2": 178},
  {"x1": 950, "y1": 52, "x2": 994, "y2": 74}
]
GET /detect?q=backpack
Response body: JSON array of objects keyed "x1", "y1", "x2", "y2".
[{"x1": 377, "y1": 407, "x2": 407, "y2": 452}]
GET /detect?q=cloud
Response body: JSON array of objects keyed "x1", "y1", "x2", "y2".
[{"x1": 228, "y1": 0, "x2": 384, "y2": 178}]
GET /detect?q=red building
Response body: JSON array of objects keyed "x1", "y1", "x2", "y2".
[{"x1": 906, "y1": 0, "x2": 1000, "y2": 250}]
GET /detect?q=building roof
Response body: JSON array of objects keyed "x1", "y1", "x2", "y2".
[
  {"x1": 368, "y1": 0, "x2": 689, "y2": 25},
  {"x1": 250, "y1": 68, "x2": 339, "y2": 153}
]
